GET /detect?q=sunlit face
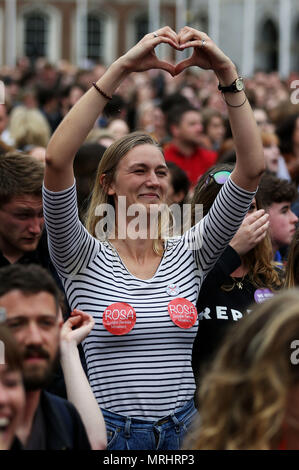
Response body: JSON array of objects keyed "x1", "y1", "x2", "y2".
[
  {"x1": 253, "y1": 109, "x2": 269, "y2": 130},
  {"x1": 175, "y1": 111, "x2": 203, "y2": 147},
  {"x1": 264, "y1": 145, "x2": 280, "y2": 174},
  {"x1": 0, "y1": 195, "x2": 44, "y2": 261},
  {"x1": 3, "y1": 291, "x2": 60, "y2": 391},
  {"x1": 108, "y1": 144, "x2": 169, "y2": 212},
  {"x1": 267, "y1": 202, "x2": 298, "y2": 251},
  {"x1": 206, "y1": 116, "x2": 225, "y2": 145},
  {"x1": 0, "y1": 364, "x2": 25, "y2": 450},
  {"x1": 153, "y1": 108, "x2": 165, "y2": 130}
]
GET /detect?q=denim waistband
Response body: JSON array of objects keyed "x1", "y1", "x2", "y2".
[{"x1": 101, "y1": 399, "x2": 196, "y2": 431}]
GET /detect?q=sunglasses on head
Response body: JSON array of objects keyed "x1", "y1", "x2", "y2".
[{"x1": 205, "y1": 170, "x2": 231, "y2": 186}]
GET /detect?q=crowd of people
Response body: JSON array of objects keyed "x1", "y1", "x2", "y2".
[{"x1": 0, "y1": 25, "x2": 299, "y2": 451}]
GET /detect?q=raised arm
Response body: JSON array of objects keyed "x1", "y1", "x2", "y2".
[
  {"x1": 44, "y1": 27, "x2": 179, "y2": 191},
  {"x1": 60, "y1": 310, "x2": 107, "y2": 450},
  {"x1": 175, "y1": 27, "x2": 265, "y2": 191}
]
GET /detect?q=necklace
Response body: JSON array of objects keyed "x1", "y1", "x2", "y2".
[{"x1": 221, "y1": 275, "x2": 246, "y2": 292}]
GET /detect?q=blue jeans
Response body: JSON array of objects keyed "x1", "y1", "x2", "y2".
[{"x1": 101, "y1": 399, "x2": 198, "y2": 450}]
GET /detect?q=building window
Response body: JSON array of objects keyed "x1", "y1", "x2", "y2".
[
  {"x1": 260, "y1": 19, "x2": 278, "y2": 72},
  {"x1": 87, "y1": 13, "x2": 103, "y2": 61},
  {"x1": 135, "y1": 14, "x2": 149, "y2": 42},
  {"x1": 24, "y1": 12, "x2": 49, "y2": 59}
]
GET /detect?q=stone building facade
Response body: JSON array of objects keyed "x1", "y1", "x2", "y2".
[{"x1": 0, "y1": 0, "x2": 298, "y2": 77}]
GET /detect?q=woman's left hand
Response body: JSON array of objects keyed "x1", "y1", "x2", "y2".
[{"x1": 175, "y1": 27, "x2": 235, "y2": 76}]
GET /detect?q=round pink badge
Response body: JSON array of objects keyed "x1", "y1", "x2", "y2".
[
  {"x1": 168, "y1": 298, "x2": 198, "y2": 329},
  {"x1": 102, "y1": 302, "x2": 136, "y2": 335}
]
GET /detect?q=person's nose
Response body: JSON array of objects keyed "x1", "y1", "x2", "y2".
[
  {"x1": 146, "y1": 171, "x2": 159, "y2": 187},
  {"x1": 290, "y1": 211, "x2": 298, "y2": 225},
  {"x1": 28, "y1": 217, "x2": 43, "y2": 235},
  {"x1": 26, "y1": 323, "x2": 43, "y2": 345}
]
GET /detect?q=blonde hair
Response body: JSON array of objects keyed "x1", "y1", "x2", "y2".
[
  {"x1": 9, "y1": 106, "x2": 51, "y2": 149},
  {"x1": 85, "y1": 131, "x2": 168, "y2": 255},
  {"x1": 184, "y1": 289, "x2": 299, "y2": 450}
]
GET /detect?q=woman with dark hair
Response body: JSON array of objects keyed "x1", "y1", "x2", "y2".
[
  {"x1": 42, "y1": 26, "x2": 264, "y2": 450},
  {"x1": 191, "y1": 164, "x2": 282, "y2": 387},
  {"x1": 0, "y1": 324, "x2": 25, "y2": 450},
  {"x1": 184, "y1": 289, "x2": 299, "y2": 449}
]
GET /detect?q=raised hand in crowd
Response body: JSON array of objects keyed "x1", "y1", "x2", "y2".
[
  {"x1": 60, "y1": 310, "x2": 107, "y2": 450},
  {"x1": 229, "y1": 208, "x2": 269, "y2": 256}
]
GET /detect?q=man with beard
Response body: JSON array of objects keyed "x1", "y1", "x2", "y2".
[
  {"x1": 0, "y1": 264, "x2": 92, "y2": 449},
  {"x1": 163, "y1": 104, "x2": 218, "y2": 188}
]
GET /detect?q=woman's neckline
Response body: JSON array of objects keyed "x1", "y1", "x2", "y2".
[{"x1": 105, "y1": 240, "x2": 168, "y2": 281}]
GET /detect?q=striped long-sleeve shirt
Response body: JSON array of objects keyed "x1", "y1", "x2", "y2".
[{"x1": 43, "y1": 177, "x2": 255, "y2": 420}]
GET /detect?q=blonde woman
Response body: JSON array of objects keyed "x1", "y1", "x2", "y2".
[
  {"x1": 184, "y1": 289, "x2": 299, "y2": 450},
  {"x1": 42, "y1": 26, "x2": 264, "y2": 450},
  {"x1": 9, "y1": 106, "x2": 51, "y2": 150}
]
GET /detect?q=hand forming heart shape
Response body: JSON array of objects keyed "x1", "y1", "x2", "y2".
[{"x1": 122, "y1": 26, "x2": 233, "y2": 78}]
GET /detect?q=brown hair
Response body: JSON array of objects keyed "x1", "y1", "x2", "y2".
[
  {"x1": 258, "y1": 172, "x2": 297, "y2": 208},
  {"x1": 0, "y1": 151, "x2": 44, "y2": 206},
  {"x1": 0, "y1": 264, "x2": 60, "y2": 315},
  {"x1": 202, "y1": 108, "x2": 225, "y2": 134}
]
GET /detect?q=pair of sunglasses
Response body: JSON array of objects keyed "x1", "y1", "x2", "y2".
[{"x1": 205, "y1": 170, "x2": 231, "y2": 186}]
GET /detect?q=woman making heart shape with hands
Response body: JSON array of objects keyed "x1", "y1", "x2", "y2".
[{"x1": 43, "y1": 26, "x2": 264, "y2": 450}]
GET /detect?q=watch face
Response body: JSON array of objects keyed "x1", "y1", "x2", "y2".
[{"x1": 235, "y1": 78, "x2": 244, "y2": 91}]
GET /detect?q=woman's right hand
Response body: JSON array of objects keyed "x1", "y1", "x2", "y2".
[{"x1": 119, "y1": 26, "x2": 179, "y2": 76}]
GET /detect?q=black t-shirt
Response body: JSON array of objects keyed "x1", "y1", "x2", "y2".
[
  {"x1": 192, "y1": 246, "x2": 276, "y2": 389},
  {"x1": 25, "y1": 402, "x2": 47, "y2": 450}
]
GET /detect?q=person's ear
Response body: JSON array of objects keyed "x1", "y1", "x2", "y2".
[{"x1": 100, "y1": 173, "x2": 115, "y2": 195}]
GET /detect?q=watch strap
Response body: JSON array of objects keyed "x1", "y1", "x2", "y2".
[{"x1": 218, "y1": 77, "x2": 244, "y2": 93}]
